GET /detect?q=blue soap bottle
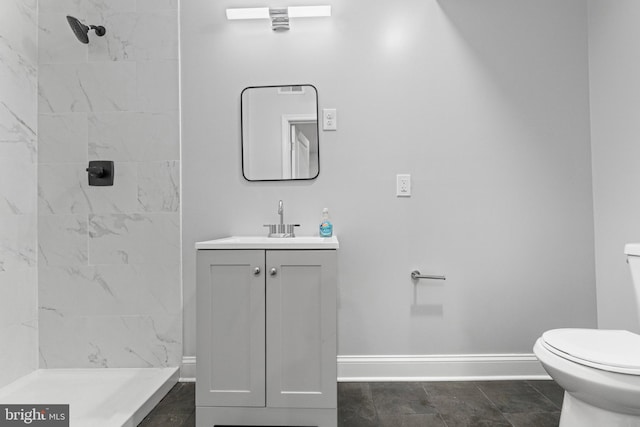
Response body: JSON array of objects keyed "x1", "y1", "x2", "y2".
[{"x1": 319, "y1": 208, "x2": 333, "y2": 237}]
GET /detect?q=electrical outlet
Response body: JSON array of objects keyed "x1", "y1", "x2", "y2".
[
  {"x1": 323, "y1": 108, "x2": 337, "y2": 131},
  {"x1": 397, "y1": 174, "x2": 411, "y2": 197}
]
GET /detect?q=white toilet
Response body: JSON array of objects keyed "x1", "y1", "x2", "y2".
[{"x1": 533, "y1": 243, "x2": 640, "y2": 427}]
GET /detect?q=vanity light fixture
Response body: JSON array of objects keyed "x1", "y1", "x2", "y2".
[{"x1": 225, "y1": 5, "x2": 331, "y2": 31}]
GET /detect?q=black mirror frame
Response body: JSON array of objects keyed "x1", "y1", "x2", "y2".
[{"x1": 240, "y1": 84, "x2": 320, "y2": 182}]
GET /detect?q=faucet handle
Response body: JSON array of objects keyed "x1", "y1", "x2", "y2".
[
  {"x1": 285, "y1": 224, "x2": 300, "y2": 237},
  {"x1": 263, "y1": 224, "x2": 276, "y2": 236}
]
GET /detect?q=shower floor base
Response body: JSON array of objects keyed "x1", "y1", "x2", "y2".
[{"x1": 0, "y1": 367, "x2": 179, "y2": 426}]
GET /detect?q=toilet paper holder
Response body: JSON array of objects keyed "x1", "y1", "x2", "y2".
[{"x1": 411, "y1": 270, "x2": 446, "y2": 281}]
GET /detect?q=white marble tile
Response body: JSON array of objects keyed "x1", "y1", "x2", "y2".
[
  {"x1": 39, "y1": 62, "x2": 137, "y2": 113},
  {"x1": 0, "y1": 0, "x2": 38, "y2": 388},
  {"x1": 137, "y1": 0, "x2": 178, "y2": 11},
  {"x1": 39, "y1": 264, "x2": 181, "y2": 316},
  {"x1": 0, "y1": 160, "x2": 36, "y2": 215},
  {"x1": 0, "y1": 266, "x2": 38, "y2": 387},
  {"x1": 0, "y1": 5, "x2": 37, "y2": 164},
  {"x1": 85, "y1": 162, "x2": 138, "y2": 213},
  {"x1": 38, "y1": 0, "x2": 134, "y2": 14},
  {"x1": 0, "y1": 215, "x2": 36, "y2": 272},
  {"x1": 0, "y1": 0, "x2": 37, "y2": 63},
  {"x1": 0, "y1": 50, "x2": 37, "y2": 129},
  {"x1": 38, "y1": 114, "x2": 88, "y2": 163},
  {"x1": 38, "y1": 163, "x2": 89, "y2": 215},
  {"x1": 38, "y1": 215, "x2": 88, "y2": 266},
  {"x1": 0, "y1": 268, "x2": 37, "y2": 324},
  {"x1": 32, "y1": 0, "x2": 182, "y2": 372},
  {"x1": 88, "y1": 213, "x2": 179, "y2": 265},
  {"x1": 0, "y1": 288, "x2": 37, "y2": 386},
  {"x1": 136, "y1": 60, "x2": 179, "y2": 112},
  {"x1": 88, "y1": 112, "x2": 179, "y2": 161},
  {"x1": 0, "y1": 321, "x2": 38, "y2": 388},
  {"x1": 38, "y1": 13, "x2": 88, "y2": 64},
  {"x1": 39, "y1": 162, "x2": 137, "y2": 215},
  {"x1": 0, "y1": 103, "x2": 37, "y2": 164},
  {"x1": 89, "y1": 11, "x2": 178, "y2": 61},
  {"x1": 38, "y1": 311, "x2": 182, "y2": 368},
  {"x1": 138, "y1": 161, "x2": 180, "y2": 212}
]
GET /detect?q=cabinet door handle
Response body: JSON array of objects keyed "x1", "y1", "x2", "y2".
[
  {"x1": 269, "y1": 267, "x2": 277, "y2": 276},
  {"x1": 253, "y1": 267, "x2": 261, "y2": 276}
]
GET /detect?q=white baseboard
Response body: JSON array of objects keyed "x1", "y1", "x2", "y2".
[
  {"x1": 180, "y1": 356, "x2": 196, "y2": 382},
  {"x1": 183, "y1": 354, "x2": 550, "y2": 383},
  {"x1": 337, "y1": 354, "x2": 550, "y2": 382}
]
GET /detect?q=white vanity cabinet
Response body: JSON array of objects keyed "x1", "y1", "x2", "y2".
[{"x1": 195, "y1": 237, "x2": 338, "y2": 427}]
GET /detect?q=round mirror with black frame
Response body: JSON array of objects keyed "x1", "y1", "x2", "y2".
[{"x1": 241, "y1": 84, "x2": 320, "y2": 182}]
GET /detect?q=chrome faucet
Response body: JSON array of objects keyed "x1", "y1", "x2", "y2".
[{"x1": 264, "y1": 200, "x2": 300, "y2": 238}]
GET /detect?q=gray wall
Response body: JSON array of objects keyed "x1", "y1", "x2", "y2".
[
  {"x1": 181, "y1": 0, "x2": 597, "y2": 359},
  {"x1": 0, "y1": 0, "x2": 38, "y2": 387},
  {"x1": 589, "y1": 1, "x2": 640, "y2": 332},
  {"x1": 37, "y1": 0, "x2": 182, "y2": 368}
]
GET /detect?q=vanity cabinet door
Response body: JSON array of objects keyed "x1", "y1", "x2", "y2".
[
  {"x1": 266, "y1": 250, "x2": 337, "y2": 409},
  {"x1": 196, "y1": 250, "x2": 266, "y2": 407}
]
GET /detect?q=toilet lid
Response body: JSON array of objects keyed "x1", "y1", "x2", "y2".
[{"x1": 542, "y1": 329, "x2": 640, "y2": 375}]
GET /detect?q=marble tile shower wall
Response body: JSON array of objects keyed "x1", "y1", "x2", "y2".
[
  {"x1": 37, "y1": 0, "x2": 181, "y2": 368},
  {"x1": 0, "y1": 0, "x2": 38, "y2": 387}
]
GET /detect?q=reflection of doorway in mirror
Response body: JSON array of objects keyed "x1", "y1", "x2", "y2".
[
  {"x1": 281, "y1": 115, "x2": 318, "y2": 179},
  {"x1": 292, "y1": 123, "x2": 314, "y2": 179}
]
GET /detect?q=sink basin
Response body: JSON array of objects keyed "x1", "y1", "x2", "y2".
[{"x1": 195, "y1": 235, "x2": 339, "y2": 250}]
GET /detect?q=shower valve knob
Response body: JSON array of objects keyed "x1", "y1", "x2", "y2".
[
  {"x1": 86, "y1": 160, "x2": 114, "y2": 186},
  {"x1": 86, "y1": 166, "x2": 105, "y2": 177}
]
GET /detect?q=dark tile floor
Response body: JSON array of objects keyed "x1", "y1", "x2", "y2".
[
  {"x1": 139, "y1": 382, "x2": 195, "y2": 427},
  {"x1": 139, "y1": 380, "x2": 564, "y2": 427}
]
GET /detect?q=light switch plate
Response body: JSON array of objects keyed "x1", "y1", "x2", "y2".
[
  {"x1": 397, "y1": 174, "x2": 411, "y2": 197},
  {"x1": 323, "y1": 108, "x2": 337, "y2": 131}
]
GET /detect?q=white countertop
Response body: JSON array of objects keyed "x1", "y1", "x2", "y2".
[{"x1": 196, "y1": 235, "x2": 339, "y2": 250}]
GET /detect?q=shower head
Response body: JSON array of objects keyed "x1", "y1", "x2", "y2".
[{"x1": 66, "y1": 15, "x2": 106, "y2": 44}]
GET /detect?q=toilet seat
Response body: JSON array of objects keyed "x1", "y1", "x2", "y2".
[{"x1": 542, "y1": 329, "x2": 640, "y2": 375}]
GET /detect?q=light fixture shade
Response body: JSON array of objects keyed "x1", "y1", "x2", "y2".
[
  {"x1": 287, "y1": 5, "x2": 331, "y2": 18},
  {"x1": 226, "y1": 5, "x2": 331, "y2": 20},
  {"x1": 225, "y1": 7, "x2": 270, "y2": 20}
]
